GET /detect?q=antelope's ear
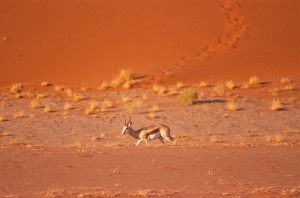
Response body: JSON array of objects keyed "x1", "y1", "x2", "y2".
[{"x1": 128, "y1": 121, "x2": 132, "y2": 127}]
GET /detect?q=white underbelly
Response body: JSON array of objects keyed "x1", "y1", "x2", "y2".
[{"x1": 148, "y1": 132, "x2": 161, "y2": 140}]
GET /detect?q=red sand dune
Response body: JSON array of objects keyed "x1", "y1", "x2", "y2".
[{"x1": 0, "y1": 0, "x2": 299, "y2": 86}]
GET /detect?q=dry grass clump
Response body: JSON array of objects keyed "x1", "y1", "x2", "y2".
[
  {"x1": 101, "y1": 99, "x2": 114, "y2": 108},
  {"x1": 151, "y1": 105, "x2": 160, "y2": 112},
  {"x1": 210, "y1": 136, "x2": 220, "y2": 143},
  {"x1": 123, "y1": 81, "x2": 132, "y2": 89},
  {"x1": 64, "y1": 88, "x2": 73, "y2": 97},
  {"x1": 41, "y1": 82, "x2": 51, "y2": 87},
  {"x1": 153, "y1": 85, "x2": 167, "y2": 95},
  {"x1": 167, "y1": 88, "x2": 179, "y2": 97},
  {"x1": 14, "y1": 111, "x2": 25, "y2": 118},
  {"x1": 63, "y1": 103, "x2": 73, "y2": 110},
  {"x1": 124, "y1": 100, "x2": 143, "y2": 113},
  {"x1": 10, "y1": 83, "x2": 22, "y2": 94},
  {"x1": 249, "y1": 76, "x2": 260, "y2": 86},
  {"x1": 271, "y1": 99, "x2": 282, "y2": 111},
  {"x1": 267, "y1": 133, "x2": 285, "y2": 143},
  {"x1": 0, "y1": 116, "x2": 7, "y2": 122},
  {"x1": 178, "y1": 89, "x2": 198, "y2": 106},
  {"x1": 85, "y1": 101, "x2": 99, "y2": 114},
  {"x1": 282, "y1": 83, "x2": 296, "y2": 91},
  {"x1": 176, "y1": 82, "x2": 185, "y2": 89},
  {"x1": 54, "y1": 85, "x2": 65, "y2": 91},
  {"x1": 44, "y1": 105, "x2": 52, "y2": 113},
  {"x1": 111, "y1": 69, "x2": 133, "y2": 88},
  {"x1": 36, "y1": 94, "x2": 47, "y2": 99},
  {"x1": 31, "y1": 100, "x2": 42, "y2": 108},
  {"x1": 99, "y1": 81, "x2": 109, "y2": 90},
  {"x1": 15, "y1": 94, "x2": 23, "y2": 99},
  {"x1": 225, "y1": 80, "x2": 235, "y2": 89},
  {"x1": 213, "y1": 84, "x2": 225, "y2": 96},
  {"x1": 280, "y1": 77, "x2": 292, "y2": 84},
  {"x1": 226, "y1": 100, "x2": 238, "y2": 111},
  {"x1": 72, "y1": 93, "x2": 84, "y2": 102},
  {"x1": 122, "y1": 96, "x2": 131, "y2": 103},
  {"x1": 198, "y1": 81, "x2": 208, "y2": 88},
  {"x1": 147, "y1": 112, "x2": 157, "y2": 119}
]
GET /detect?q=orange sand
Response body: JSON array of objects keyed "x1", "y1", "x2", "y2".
[{"x1": 1, "y1": 0, "x2": 299, "y2": 86}]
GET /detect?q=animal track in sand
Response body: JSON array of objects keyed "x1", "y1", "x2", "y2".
[{"x1": 160, "y1": 0, "x2": 250, "y2": 79}]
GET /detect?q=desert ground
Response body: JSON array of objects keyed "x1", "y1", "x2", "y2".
[
  {"x1": 0, "y1": 78, "x2": 300, "y2": 197},
  {"x1": 1, "y1": 0, "x2": 300, "y2": 197}
]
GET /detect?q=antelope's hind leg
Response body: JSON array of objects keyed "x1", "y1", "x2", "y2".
[
  {"x1": 164, "y1": 136, "x2": 177, "y2": 145},
  {"x1": 159, "y1": 136, "x2": 165, "y2": 144}
]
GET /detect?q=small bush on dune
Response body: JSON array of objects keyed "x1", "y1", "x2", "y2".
[
  {"x1": 225, "y1": 80, "x2": 235, "y2": 89},
  {"x1": 249, "y1": 76, "x2": 260, "y2": 86},
  {"x1": 271, "y1": 99, "x2": 282, "y2": 111},
  {"x1": 31, "y1": 100, "x2": 42, "y2": 108},
  {"x1": 213, "y1": 84, "x2": 225, "y2": 96},
  {"x1": 111, "y1": 69, "x2": 133, "y2": 88},
  {"x1": 198, "y1": 81, "x2": 208, "y2": 88},
  {"x1": 153, "y1": 85, "x2": 167, "y2": 95},
  {"x1": 41, "y1": 82, "x2": 51, "y2": 87},
  {"x1": 10, "y1": 83, "x2": 22, "y2": 94},
  {"x1": 226, "y1": 99, "x2": 238, "y2": 111},
  {"x1": 99, "y1": 81, "x2": 109, "y2": 90},
  {"x1": 178, "y1": 89, "x2": 198, "y2": 106},
  {"x1": 63, "y1": 103, "x2": 73, "y2": 110}
]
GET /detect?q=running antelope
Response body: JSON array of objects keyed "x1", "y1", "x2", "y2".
[{"x1": 120, "y1": 115, "x2": 176, "y2": 146}]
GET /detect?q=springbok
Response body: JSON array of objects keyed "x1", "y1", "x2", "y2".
[{"x1": 120, "y1": 115, "x2": 176, "y2": 146}]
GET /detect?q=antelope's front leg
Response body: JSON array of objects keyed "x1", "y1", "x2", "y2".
[{"x1": 135, "y1": 139, "x2": 142, "y2": 146}]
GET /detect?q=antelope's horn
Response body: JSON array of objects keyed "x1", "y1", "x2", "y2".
[
  {"x1": 129, "y1": 115, "x2": 132, "y2": 123},
  {"x1": 123, "y1": 114, "x2": 127, "y2": 125}
]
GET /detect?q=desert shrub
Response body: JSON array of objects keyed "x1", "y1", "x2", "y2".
[
  {"x1": 271, "y1": 99, "x2": 282, "y2": 111},
  {"x1": 225, "y1": 80, "x2": 235, "y2": 89},
  {"x1": 178, "y1": 89, "x2": 198, "y2": 105},
  {"x1": 213, "y1": 84, "x2": 225, "y2": 96},
  {"x1": 153, "y1": 85, "x2": 167, "y2": 95},
  {"x1": 249, "y1": 76, "x2": 260, "y2": 86},
  {"x1": 226, "y1": 100, "x2": 238, "y2": 111},
  {"x1": 10, "y1": 83, "x2": 22, "y2": 93}
]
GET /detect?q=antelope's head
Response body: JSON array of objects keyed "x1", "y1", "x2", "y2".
[{"x1": 121, "y1": 115, "x2": 132, "y2": 135}]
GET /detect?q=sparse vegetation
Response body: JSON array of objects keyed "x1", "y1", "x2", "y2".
[
  {"x1": 213, "y1": 84, "x2": 225, "y2": 96},
  {"x1": 226, "y1": 100, "x2": 238, "y2": 111},
  {"x1": 72, "y1": 93, "x2": 84, "y2": 102},
  {"x1": 122, "y1": 96, "x2": 131, "y2": 103},
  {"x1": 15, "y1": 94, "x2": 23, "y2": 99},
  {"x1": 41, "y1": 82, "x2": 50, "y2": 87},
  {"x1": 44, "y1": 105, "x2": 51, "y2": 113},
  {"x1": 249, "y1": 76, "x2": 260, "y2": 86},
  {"x1": 225, "y1": 80, "x2": 235, "y2": 89},
  {"x1": 111, "y1": 68, "x2": 133, "y2": 88},
  {"x1": 63, "y1": 103, "x2": 73, "y2": 110},
  {"x1": 99, "y1": 81, "x2": 109, "y2": 90},
  {"x1": 153, "y1": 85, "x2": 167, "y2": 95},
  {"x1": 101, "y1": 99, "x2": 114, "y2": 108},
  {"x1": 54, "y1": 85, "x2": 65, "y2": 91},
  {"x1": 210, "y1": 136, "x2": 220, "y2": 143},
  {"x1": 10, "y1": 83, "x2": 22, "y2": 94},
  {"x1": 280, "y1": 77, "x2": 292, "y2": 84},
  {"x1": 198, "y1": 81, "x2": 208, "y2": 88},
  {"x1": 36, "y1": 94, "x2": 47, "y2": 99},
  {"x1": 31, "y1": 100, "x2": 42, "y2": 108},
  {"x1": 147, "y1": 112, "x2": 157, "y2": 119},
  {"x1": 267, "y1": 133, "x2": 285, "y2": 143},
  {"x1": 151, "y1": 105, "x2": 160, "y2": 112},
  {"x1": 271, "y1": 99, "x2": 282, "y2": 111},
  {"x1": 85, "y1": 101, "x2": 99, "y2": 114},
  {"x1": 0, "y1": 116, "x2": 7, "y2": 122},
  {"x1": 14, "y1": 111, "x2": 25, "y2": 118},
  {"x1": 176, "y1": 82, "x2": 185, "y2": 89},
  {"x1": 178, "y1": 89, "x2": 198, "y2": 105}
]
